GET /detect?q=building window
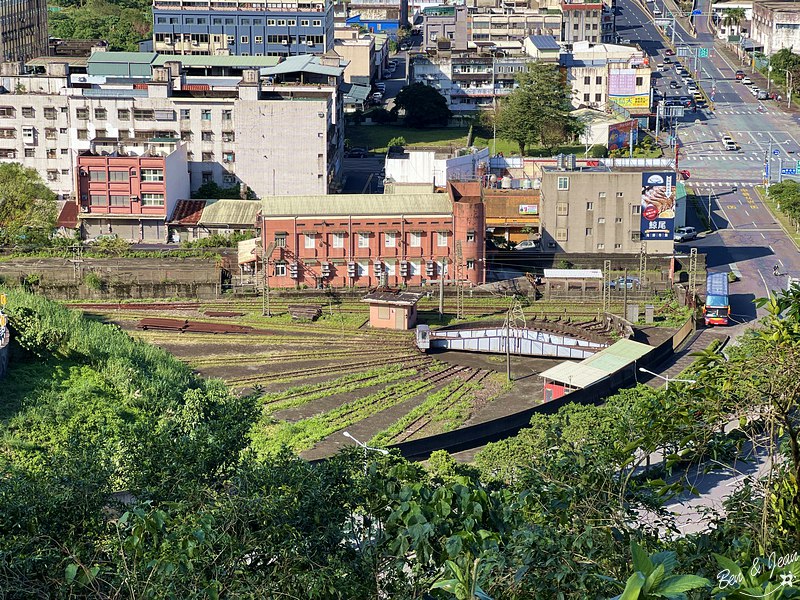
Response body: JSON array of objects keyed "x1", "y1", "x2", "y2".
[
  {"x1": 410, "y1": 231, "x2": 422, "y2": 247},
  {"x1": 583, "y1": 93, "x2": 590, "y2": 102},
  {"x1": 89, "y1": 170, "x2": 106, "y2": 182},
  {"x1": 110, "y1": 195, "x2": 129, "y2": 207},
  {"x1": 267, "y1": 19, "x2": 276, "y2": 25},
  {"x1": 598, "y1": 191, "x2": 606, "y2": 199},
  {"x1": 313, "y1": 19, "x2": 321, "y2": 26},
  {"x1": 222, "y1": 109, "x2": 232, "y2": 121},
  {"x1": 436, "y1": 231, "x2": 448, "y2": 247},
  {"x1": 255, "y1": 36, "x2": 263, "y2": 44},
  {"x1": 615, "y1": 217, "x2": 623, "y2": 223},
  {"x1": 617, "y1": 191, "x2": 624, "y2": 198},
  {"x1": 142, "y1": 193, "x2": 165, "y2": 206},
  {"x1": 60, "y1": 149, "x2": 68, "y2": 155},
  {"x1": 557, "y1": 176, "x2": 569, "y2": 190},
  {"x1": 301, "y1": 19, "x2": 309, "y2": 26},
  {"x1": 181, "y1": 130, "x2": 193, "y2": 142},
  {"x1": 44, "y1": 107, "x2": 57, "y2": 120},
  {"x1": 595, "y1": 93, "x2": 602, "y2": 102},
  {"x1": 466, "y1": 230, "x2": 476, "y2": 242},
  {"x1": 24, "y1": 148, "x2": 35, "y2": 158},
  {"x1": 76, "y1": 108, "x2": 90, "y2": 120},
  {"x1": 332, "y1": 232, "x2": 344, "y2": 248},
  {"x1": 274, "y1": 233, "x2": 287, "y2": 248},
  {"x1": 108, "y1": 170, "x2": 128, "y2": 182},
  {"x1": 133, "y1": 109, "x2": 154, "y2": 121},
  {"x1": 202, "y1": 131, "x2": 213, "y2": 141},
  {"x1": 180, "y1": 109, "x2": 191, "y2": 120},
  {"x1": 631, "y1": 231, "x2": 641, "y2": 241},
  {"x1": 614, "y1": 243, "x2": 622, "y2": 249},
  {"x1": 95, "y1": 108, "x2": 107, "y2": 120},
  {"x1": 556, "y1": 202, "x2": 569, "y2": 216},
  {"x1": 118, "y1": 109, "x2": 130, "y2": 120},
  {"x1": 223, "y1": 152, "x2": 235, "y2": 163},
  {"x1": 45, "y1": 128, "x2": 56, "y2": 140},
  {"x1": 202, "y1": 152, "x2": 214, "y2": 161},
  {"x1": 201, "y1": 109, "x2": 212, "y2": 121},
  {"x1": 635, "y1": 76, "x2": 643, "y2": 86},
  {"x1": 586, "y1": 201, "x2": 594, "y2": 210},
  {"x1": 274, "y1": 262, "x2": 287, "y2": 277},
  {"x1": 598, "y1": 217, "x2": 606, "y2": 224},
  {"x1": 222, "y1": 131, "x2": 235, "y2": 142},
  {"x1": 597, "y1": 243, "x2": 605, "y2": 249},
  {"x1": 304, "y1": 233, "x2": 315, "y2": 249},
  {"x1": 142, "y1": 168, "x2": 164, "y2": 182},
  {"x1": 385, "y1": 232, "x2": 396, "y2": 247},
  {"x1": 22, "y1": 106, "x2": 34, "y2": 118},
  {"x1": 0, "y1": 128, "x2": 15, "y2": 139},
  {"x1": 241, "y1": 36, "x2": 249, "y2": 44},
  {"x1": 585, "y1": 227, "x2": 593, "y2": 236},
  {"x1": 631, "y1": 205, "x2": 641, "y2": 215},
  {"x1": 555, "y1": 228, "x2": 568, "y2": 242},
  {"x1": 466, "y1": 259, "x2": 475, "y2": 269},
  {"x1": 596, "y1": 76, "x2": 602, "y2": 84},
  {"x1": 583, "y1": 76, "x2": 590, "y2": 84},
  {"x1": 358, "y1": 232, "x2": 370, "y2": 248},
  {"x1": 46, "y1": 149, "x2": 56, "y2": 159},
  {"x1": 89, "y1": 194, "x2": 106, "y2": 206}
]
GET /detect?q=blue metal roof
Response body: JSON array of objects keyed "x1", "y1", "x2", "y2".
[{"x1": 529, "y1": 35, "x2": 560, "y2": 50}]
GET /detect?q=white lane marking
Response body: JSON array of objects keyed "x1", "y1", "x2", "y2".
[
  {"x1": 769, "y1": 245, "x2": 775, "y2": 253},
  {"x1": 758, "y1": 270, "x2": 771, "y2": 296},
  {"x1": 718, "y1": 200, "x2": 735, "y2": 229},
  {"x1": 761, "y1": 232, "x2": 766, "y2": 239},
  {"x1": 745, "y1": 210, "x2": 750, "y2": 216}
]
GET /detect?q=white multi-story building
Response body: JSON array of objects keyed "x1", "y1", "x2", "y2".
[{"x1": 0, "y1": 51, "x2": 345, "y2": 200}]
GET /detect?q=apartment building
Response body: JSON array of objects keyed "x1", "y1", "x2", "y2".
[
  {"x1": 0, "y1": 52, "x2": 345, "y2": 200},
  {"x1": 0, "y1": 0, "x2": 48, "y2": 62},
  {"x1": 751, "y1": 0, "x2": 800, "y2": 56},
  {"x1": 411, "y1": 46, "x2": 532, "y2": 111},
  {"x1": 537, "y1": 162, "x2": 674, "y2": 255},
  {"x1": 562, "y1": 41, "x2": 651, "y2": 112},
  {"x1": 258, "y1": 190, "x2": 485, "y2": 288},
  {"x1": 560, "y1": 0, "x2": 614, "y2": 45},
  {"x1": 152, "y1": 0, "x2": 335, "y2": 56},
  {"x1": 75, "y1": 138, "x2": 190, "y2": 242},
  {"x1": 334, "y1": 27, "x2": 376, "y2": 85}
]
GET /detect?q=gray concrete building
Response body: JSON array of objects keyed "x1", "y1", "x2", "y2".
[
  {"x1": 0, "y1": 52, "x2": 345, "y2": 200},
  {"x1": 0, "y1": 0, "x2": 49, "y2": 62}
]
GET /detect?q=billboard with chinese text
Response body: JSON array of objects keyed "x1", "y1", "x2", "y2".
[
  {"x1": 609, "y1": 95, "x2": 650, "y2": 108},
  {"x1": 640, "y1": 172, "x2": 676, "y2": 241},
  {"x1": 609, "y1": 68, "x2": 636, "y2": 96},
  {"x1": 608, "y1": 119, "x2": 638, "y2": 151}
]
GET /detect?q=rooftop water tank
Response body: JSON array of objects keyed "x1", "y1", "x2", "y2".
[{"x1": 501, "y1": 175, "x2": 512, "y2": 189}]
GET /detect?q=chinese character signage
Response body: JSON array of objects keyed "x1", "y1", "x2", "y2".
[
  {"x1": 518, "y1": 204, "x2": 539, "y2": 215},
  {"x1": 640, "y1": 172, "x2": 676, "y2": 240},
  {"x1": 610, "y1": 95, "x2": 650, "y2": 108}
]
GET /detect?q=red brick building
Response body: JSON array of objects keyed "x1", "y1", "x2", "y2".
[
  {"x1": 259, "y1": 187, "x2": 485, "y2": 288},
  {"x1": 75, "y1": 138, "x2": 190, "y2": 242}
]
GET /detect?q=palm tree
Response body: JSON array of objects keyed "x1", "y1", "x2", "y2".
[{"x1": 721, "y1": 8, "x2": 747, "y2": 36}]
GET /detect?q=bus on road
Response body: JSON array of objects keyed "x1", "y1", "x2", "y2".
[{"x1": 704, "y1": 272, "x2": 730, "y2": 326}]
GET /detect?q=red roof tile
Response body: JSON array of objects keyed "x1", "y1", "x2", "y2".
[{"x1": 170, "y1": 200, "x2": 207, "y2": 225}]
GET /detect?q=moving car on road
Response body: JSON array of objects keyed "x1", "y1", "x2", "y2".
[
  {"x1": 757, "y1": 90, "x2": 769, "y2": 100},
  {"x1": 742, "y1": 76, "x2": 752, "y2": 85},
  {"x1": 736, "y1": 70, "x2": 745, "y2": 80},
  {"x1": 665, "y1": 48, "x2": 676, "y2": 56}
]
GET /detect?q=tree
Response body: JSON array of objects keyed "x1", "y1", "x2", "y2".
[
  {"x1": 0, "y1": 162, "x2": 57, "y2": 246},
  {"x1": 495, "y1": 63, "x2": 582, "y2": 155},
  {"x1": 392, "y1": 83, "x2": 452, "y2": 128},
  {"x1": 387, "y1": 136, "x2": 407, "y2": 149},
  {"x1": 768, "y1": 180, "x2": 800, "y2": 225},
  {"x1": 721, "y1": 8, "x2": 746, "y2": 32}
]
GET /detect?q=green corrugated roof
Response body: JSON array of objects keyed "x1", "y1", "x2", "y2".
[
  {"x1": 260, "y1": 54, "x2": 343, "y2": 77},
  {"x1": 89, "y1": 52, "x2": 158, "y2": 64},
  {"x1": 199, "y1": 199, "x2": 260, "y2": 226},
  {"x1": 261, "y1": 193, "x2": 452, "y2": 217},
  {"x1": 344, "y1": 83, "x2": 370, "y2": 102},
  {"x1": 87, "y1": 52, "x2": 157, "y2": 78},
  {"x1": 153, "y1": 55, "x2": 281, "y2": 68},
  {"x1": 539, "y1": 339, "x2": 652, "y2": 388}
]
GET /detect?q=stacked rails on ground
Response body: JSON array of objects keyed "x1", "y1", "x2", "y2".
[
  {"x1": 204, "y1": 311, "x2": 245, "y2": 317},
  {"x1": 287, "y1": 305, "x2": 323, "y2": 321},
  {"x1": 138, "y1": 318, "x2": 254, "y2": 334}
]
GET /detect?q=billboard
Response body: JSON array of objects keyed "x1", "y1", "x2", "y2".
[
  {"x1": 640, "y1": 172, "x2": 676, "y2": 240},
  {"x1": 608, "y1": 119, "x2": 638, "y2": 151},
  {"x1": 610, "y1": 95, "x2": 650, "y2": 108},
  {"x1": 518, "y1": 204, "x2": 539, "y2": 215},
  {"x1": 609, "y1": 68, "x2": 636, "y2": 96}
]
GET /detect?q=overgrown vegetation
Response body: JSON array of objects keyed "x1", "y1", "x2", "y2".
[
  {"x1": 49, "y1": 0, "x2": 151, "y2": 51},
  {"x1": 2, "y1": 288, "x2": 800, "y2": 598}
]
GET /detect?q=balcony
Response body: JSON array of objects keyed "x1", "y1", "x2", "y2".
[{"x1": 451, "y1": 85, "x2": 514, "y2": 98}]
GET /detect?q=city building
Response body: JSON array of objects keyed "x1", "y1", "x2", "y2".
[
  {"x1": 75, "y1": 138, "x2": 190, "y2": 242},
  {"x1": 560, "y1": 0, "x2": 612, "y2": 45},
  {"x1": 535, "y1": 161, "x2": 675, "y2": 255},
  {"x1": 562, "y1": 41, "x2": 651, "y2": 112},
  {"x1": 152, "y1": 0, "x2": 335, "y2": 57},
  {"x1": 362, "y1": 289, "x2": 424, "y2": 329},
  {"x1": 334, "y1": 27, "x2": 376, "y2": 84},
  {"x1": 258, "y1": 190, "x2": 485, "y2": 288},
  {"x1": 169, "y1": 198, "x2": 260, "y2": 242},
  {"x1": 384, "y1": 147, "x2": 490, "y2": 188},
  {"x1": 0, "y1": 0, "x2": 48, "y2": 62},
  {"x1": 344, "y1": 0, "x2": 410, "y2": 35},
  {"x1": 751, "y1": 0, "x2": 800, "y2": 55},
  {"x1": 411, "y1": 44, "x2": 532, "y2": 111},
  {"x1": 711, "y1": 1, "x2": 752, "y2": 42},
  {"x1": 0, "y1": 52, "x2": 345, "y2": 201}
]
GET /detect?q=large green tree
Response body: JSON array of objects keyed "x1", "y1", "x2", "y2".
[
  {"x1": 0, "y1": 162, "x2": 57, "y2": 246},
  {"x1": 49, "y1": 0, "x2": 151, "y2": 51},
  {"x1": 495, "y1": 63, "x2": 582, "y2": 155},
  {"x1": 392, "y1": 83, "x2": 452, "y2": 128}
]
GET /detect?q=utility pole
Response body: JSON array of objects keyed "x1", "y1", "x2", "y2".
[
  {"x1": 455, "y1": 241, "x2": 465, "y2": 320},
  {"x1": 623, "y1": 267, "x2": 629, "y2": 320},
  {"x1": 708, "y1": 191, "x2": 713, "y2": 228},
  {"x1": 787, "y1": 70, "x2": 793, "y2": 108},
  {"x1": 438, "y1": 258, "x2": 446, "y2": 318},
  {"x1": 261, "y1": 241, "x2": 276, "y2": 317},
  {"x1": 765, "y1": 139, "x2": 772, "y2": 188}
]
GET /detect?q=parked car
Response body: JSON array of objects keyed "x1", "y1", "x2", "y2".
[
  {"x1": 665, "y1": 48, "x2": 676, "y2": 56},
  {"x1": 514, "y1": 239, "x2": 540, "y2": 251},
  {"x1": 375, "y1": 82, "x2": 386, "y2": 92},
  {"x1": 757, "y1": 89, "x2": 769, "y2": 100},
  {"x1": 657, "y1": 63, "x2": 666, "y2": 71},
  {"x1": 663, "y1": 56, "x2": 672, "y2": 63},
  {"x1": 371, "y1": 92, "x2": 384, "y2": 103},
  {"x1": 687, "y1": 85, "x2": 698, "y2": 94},
  {"x1": 670, "y1": 80, "x2": 680, "y2": 89},
  {"x1": 742, "y1": 76, "x2": 752, "y2": 85},
  {"x1": 609, "y1": 277, "x2": 640, "y2": 289},
  {"x1": 674, "y1": 226, "x2": 697, "y2": 242},
  {"x1": 735, "y1": 70, "x2": 745, "y2": 80},
  {"x1": 751, "y1": 86, "x2": 760, "y2": 96}
]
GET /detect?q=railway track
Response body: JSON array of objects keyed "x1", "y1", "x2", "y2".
[
  {"x1": 393, "y1": 369, "x2": 492, "y2": 444},
  {"x1": 191, "y1": 347, "x2": 418, "y2": 368},
  {"x1": 226, "y1": 353, "x2": 428, "y2": 387}
]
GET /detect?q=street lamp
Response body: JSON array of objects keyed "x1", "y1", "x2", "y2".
[
  {"x1": 639, "y1": 367, "x2": 697, "y2": 389},
  {"x1": 343, "y1": 431, "x2": 389, "y2": 475},
  {"x1": 787, "y1": 70, "x2": 793, "y2": 109}
]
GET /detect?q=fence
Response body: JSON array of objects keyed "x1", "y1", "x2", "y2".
[{"x1": 390, "y1": 317, "x2": 696, "y2": 460}]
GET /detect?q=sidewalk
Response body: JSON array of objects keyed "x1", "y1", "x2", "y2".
[{"x1": 641, "y1": 327, "x2": 728, "y2": 387}]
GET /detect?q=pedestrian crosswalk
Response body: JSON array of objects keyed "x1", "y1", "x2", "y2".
[
  {"x1": 716, "y1": 110, "x2": 773, "y2": 115},
  {"x1": 685, "y1": 181, "x2": 759, "y2": 188},
  {"x1": 685, "y1": 155, "x2": 762, "y2": 160}
]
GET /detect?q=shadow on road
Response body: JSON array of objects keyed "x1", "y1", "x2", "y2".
[{"x1": 701, "y1": 244, "x2": 774, "y2": 268}]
